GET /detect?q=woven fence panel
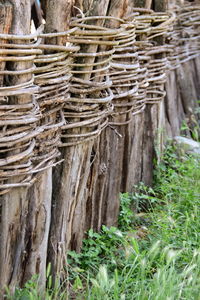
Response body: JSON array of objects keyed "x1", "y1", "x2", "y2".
[
  {"x1": 33, "y1": 29, "x2": 79, "y2": 166},
  {"x1": 0, "y1": 3, "x2": 200, "y2": 194},
  {"x1": 60, "y1": 16, "x2": 122, "y2": 147},
  {"x1": 0, "y1": 32, "x2": 42, "y2": 194}
]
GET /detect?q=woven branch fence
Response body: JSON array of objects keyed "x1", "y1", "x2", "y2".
[
  {"x1": 0, "y1": 0, "x2": 200, "y2": 290},
  {"x1": 0, "y1": 3, "x2": 199, "y2": 192}
]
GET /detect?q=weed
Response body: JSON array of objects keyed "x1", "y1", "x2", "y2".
[{"x1": 71, "y1": 147, "x2": 200, "y2": 299}]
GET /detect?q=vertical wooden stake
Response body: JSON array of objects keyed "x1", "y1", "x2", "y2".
[
  {"x1": 0, "y1": 0, "x2": 13, "y2": 292},
  {"x1": 145, "y1": 0, "x2": 153, "y2": 9},
  {"x1": 0, "y1": 0, "x2": 33, "y2": 290},
  {"x1": 0, "y1": 1, "x2": 13, "y2": 85}
]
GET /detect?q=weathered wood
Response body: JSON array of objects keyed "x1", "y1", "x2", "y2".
[
  {"x1": 165, "y1": 71, "x2": 183, "y2": 136},
  {"x1": 177, "y1": 63, "x2": 198, "y2": 116},
  {"x1": 0, "y1": 0, "x2": 32, "y2": 290},
  {"x1": 0, "y1": 2, "x2": 13, "y2": 293},
  {"x1": 153, "y1": 0, "x2": 167, "y2": 11},
  {"x1": 48, "y1": 2, "x2": 112, "y2": 273},
  {"x1": 45, "y1": 0, "x2": 88, "y2": 278},
  {"x1": 139, "y1": 0, "x2": 166, "y2": 185},
  {"x1": 85, "y1": 0, "x2": 133, "y2": 231},
  {"x1": 134, "y1": 0, "x2": 146, "y2": 7},
  {"x1": 145, "y1": 0, "x2": 152, "y2": 9},
  {"x1": 16, "y1": 0, "x2": 71, "y2": 287},
  {"x1": 96, "y1": 0, "x2": 130, "y2": 226},
  {"x1": 0, "y1": 1, "x2": 12, "y2": 85},
  {"x1": 44, "y1": 0, "x2": 72, "y2": 44},
  {"x1": 122, "y1": 113, "x2": 144, "y2": 191},
  {"x1": 0, "y1": 0, "x2": 199, "y2": 292},
  {"x1": 21, "y1": 170, "x2": 52, "y2": 287}
]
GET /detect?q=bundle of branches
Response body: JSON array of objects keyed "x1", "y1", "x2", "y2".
[
  {"x1": 60, "y1": 16, "x2": 123, "y2": 147},
  {"x1": 33, "y1": 28, "x2": 79, "y2": 168},
  {"x1": 109, "y1": 17, "x2": 142, "y2": 126},
  {"x1": 0, "y1": 31, "x2": 42, "y2": 195},
  {"x1": 171, "y1": 3, "x2": 200, "y2": 66},
  {"x1": 129, "y1": 8, "x2": 174, "y2": 105}
]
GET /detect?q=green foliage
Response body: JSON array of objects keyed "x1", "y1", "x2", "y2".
[
  {"x1": 118, "y1": 185, "x2": 158, "y2": 231},
  {"x1": 71, "y1": 146, "x2": 200, "y2": 299},
  {"x1": 180, "y1": 114, "x2": 200, "y2": 141},
  {"x1": 5, "y1": 265, "x2": 69, "y2": 300},
  {"x1": 67, "y1": 225, "x2": 127, "y2": 278}
]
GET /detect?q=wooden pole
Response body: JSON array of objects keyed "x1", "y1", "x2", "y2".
[
  {"x1": 0, "y1": 1, "x2": 13, "y2": 293},
  {"x1": 145, "y1": 0, "x2": 153, "y2": 9},
  {"x1": 23, "y1": 0, "x2": 74, "y2": 287},
  {"x1": 0, "y1": 0, "x2": 32, "y2": 290},
  {"x1": 84, "y1": 0, "x2": 135, "y2": 232},
  {"x1": 44, "y1": 0, "x2": 78, "y2": 278},
  {"x1": 0, "y1": 1, "x2": 12, "y2": 85},
  {"x1": 47, "y1": 1, "x2": 113, "y2": 281}
]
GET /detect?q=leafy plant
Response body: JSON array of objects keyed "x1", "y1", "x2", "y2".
[{"x1": 180, "y1": 116, "x2": 200, "y2": 141}]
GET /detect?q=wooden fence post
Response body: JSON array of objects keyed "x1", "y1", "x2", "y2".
[
  {"x1": 22, "y1": 0, "x2": 74, "y2": 286},
  {"x1": 47, "y1": 0, "x2": 113, "y2": 279},
  {"x1": 0, "y1": 0, "x2": 13, "y2": 293},
  {"x1": 0, "y1": 0, "x2": 32, "y2": 290}
]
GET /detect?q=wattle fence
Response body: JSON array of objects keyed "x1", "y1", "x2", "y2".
[{"x1": 0, "y1": 0, "x2": 200, "y2": 290}]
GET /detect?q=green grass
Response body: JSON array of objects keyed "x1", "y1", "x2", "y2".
[{"x1": 6, "y1": 145, "x2": 200, "y2": 299}]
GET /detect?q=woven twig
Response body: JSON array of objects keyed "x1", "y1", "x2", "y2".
[
  {"x1": 0, "y1": 27, "x2": 77, "y2": 193},
  {"x1": 0, "y1": 32, "x2": 42, "y2": 194},
  {"x1": 59, "y1": 16, "x2": 123, "y2": 146},
  {"x1": 168, "y1": 4, "x2": 200, "y2": 69},
  {"x1": 33, "y1": 30, "x2": 78, "y2": 161},
  {"x1": 1, "y1": 2, "x2": 200, "y2": 193},
  {"x1": 132, "y1": 9, "x2": 174, "y2": 105},
  {"x1": 108, "y1": 18, "x2": 142, "y2": 126}
]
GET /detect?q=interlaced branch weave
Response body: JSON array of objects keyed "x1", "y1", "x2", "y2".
[
  {"x1": 60, "y1": 16, "x2": 122, "y2": 146},
  {"x1": 0, "y1": 31, "x2": 42, "y2": 194},
  {"x1": 0, "y1": 3, "x2": 200, "y2": 193}
]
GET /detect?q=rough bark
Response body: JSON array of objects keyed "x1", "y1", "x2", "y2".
[
  {"x1": 85, "y1": 0, "x2": 133, "y2": 232},
  {"x1": 0, "y1": 0, "x2": 32, "y2": 290},
  {"x1": 0, "y1": 1, "x2": 12, "y2": 85},
  {"x1": 20, "y1": 0, "x2": 73, "y2": 287},
  {"x1": 21, "y1": 0, "x2": 74, "y2": 285},
  {"x1": 46, "y1": 0, "x2": 86, "y2": 278},
  {"x1": 0, "y1": 2, "x2": 13, "y2": 293},
  {"x1": 67, "y1": 0, "x2": 112, "y2": 251},
  {"x1": 139, "y1": 0, "x2": 167, "y2": 184},
  {"x1": 48, "y1": 3, "x2": 113, "y2": 280},
  {"x1": 21, "y1": 170, "x2": 52, "y2": 286}
]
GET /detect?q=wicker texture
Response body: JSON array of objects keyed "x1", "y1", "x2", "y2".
[{"x1": 0, "y1": 3, "x2": 200, "y2": 192}]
